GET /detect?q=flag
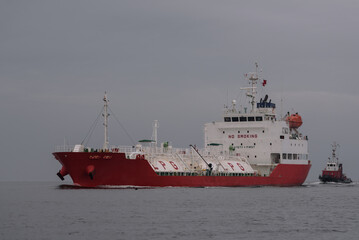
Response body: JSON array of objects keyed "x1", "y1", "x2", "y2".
[{"x1": 262, "y1": 80, "x2": 267, "y2": 86}]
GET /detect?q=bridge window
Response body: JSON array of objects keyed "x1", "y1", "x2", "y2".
[
  {"x1": 240, "y1": 117, "x2": 247, "y2": 122},
  {"x1": 232, "y1": 117, "x2": 239, "y2": 122},
  {"x1": 288, "y1": 154, "x2": 292, "y2": 160},
  {"x1": 248, "y1": 117, "x2": 255, "y2": 122},
  {"x1": 256, "y1": 116, "x2": 263, "y2": 121},
  {"x1": 282, "y1": 153, "x2": 287, "y2": 159},
  {"x1": 224, "y1": 117, "x2": 231, "y2": 122}
]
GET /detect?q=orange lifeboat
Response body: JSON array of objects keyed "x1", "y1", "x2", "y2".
[{"x1": 286, "y1": 113, "x2": 303, "y2": 129}]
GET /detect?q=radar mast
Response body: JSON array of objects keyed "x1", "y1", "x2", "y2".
[{"x1": 240, "y1": 62, "x2": 260, "y2": 113}]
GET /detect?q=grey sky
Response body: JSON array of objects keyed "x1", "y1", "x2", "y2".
[{"x1": 1, "y1": 0, "x2": 358, "y2": 182}]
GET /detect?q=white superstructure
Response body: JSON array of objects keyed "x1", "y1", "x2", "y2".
[
  {"x1": 324, "y1": 142, "x2": 339, "y2": 171},
  {"x1": 204, "y1": 63, "x2": 309, "y2": 176}
]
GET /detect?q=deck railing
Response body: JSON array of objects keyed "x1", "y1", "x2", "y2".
[
  {"x1": 54, "y1": 145, "x2": 75, "y2": 152},
  {"x1": 53, "y1": 144, "x2": 235, "y2": 159}
]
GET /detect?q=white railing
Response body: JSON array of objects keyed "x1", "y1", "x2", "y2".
[
  {"x1": 54, "y1": 145, "x2": 75, "y2": 152},
  {"x1": 115, "y1": 146, "x2": 135, "y2": 153},
  {"x1": 53, "y1": 144, "x2": 235, "y2": 159}
]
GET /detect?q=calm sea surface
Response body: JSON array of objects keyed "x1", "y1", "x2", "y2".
[{"x1": 1, "y1": 181, "x2": 358, "y2": 240}]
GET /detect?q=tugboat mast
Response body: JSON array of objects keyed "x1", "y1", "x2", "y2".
[
  {"x1": 329, "y1": 142, "x2": 339, "y2": 164},
  {"x1": 103, "y1": 92, "x2": 110, "y2": 149}
]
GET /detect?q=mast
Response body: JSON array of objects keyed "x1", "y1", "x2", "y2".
[
  {"x1": 152, "y1": 120, "x2": 159, "y2": 152},
  {"x1": 103, "y1": 92, "x2": 109, "y2": 149},
  {"x1": 240, "y1": 62, "x2": 259, "y2": 113},
  {"x1": 330, "y1": 142, "x2": 339, "y2": 164},
  {"x1": 152, "y1": 120, "x2": 159, "y2": 146}
]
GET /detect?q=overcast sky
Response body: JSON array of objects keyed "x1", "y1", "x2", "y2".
[{"x1": 1, "y1": 0, "x2": 358, "y2": 182}]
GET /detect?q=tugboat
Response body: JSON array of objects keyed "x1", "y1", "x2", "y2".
[{"x1": 319, "y1": 142, "x2": 352, "y2": 183}]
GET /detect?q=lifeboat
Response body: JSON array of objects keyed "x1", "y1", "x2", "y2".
[{"x1": 286, "y1": 113, "x2": 303, "y2": 129}]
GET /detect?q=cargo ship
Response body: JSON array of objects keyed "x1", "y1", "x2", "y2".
[
  {"x1": 53, "y1": 64, "x2": 311, "y2": 187},
  {"x1": 319, "y1": 142, "x2": 352, "y2": 183}
]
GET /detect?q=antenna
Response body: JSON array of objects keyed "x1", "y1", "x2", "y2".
[
  {"x1": 63, "y1": 137, "x2": 67, "y2": 149},
  {"x1": 280, "y1": 96, "x2": 283, "y2": 120},
  {"x1": 330, "y1": 142, "x2": 340, "y2": 163},
  {"x1": 226, "y1": 88, "x2": 229, "y2": 108},
  {"x1": 280, "y1": 73, "x2": 284, "y2": 119}
]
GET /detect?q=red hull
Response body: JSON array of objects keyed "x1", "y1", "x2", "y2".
[{"x1": 53, "y1": 152, "x2": 311, "y2": 187}]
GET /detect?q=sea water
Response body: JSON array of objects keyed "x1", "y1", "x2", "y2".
[{"x1": 1, "y1": 182, "x2": 358, "y2": 240}]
